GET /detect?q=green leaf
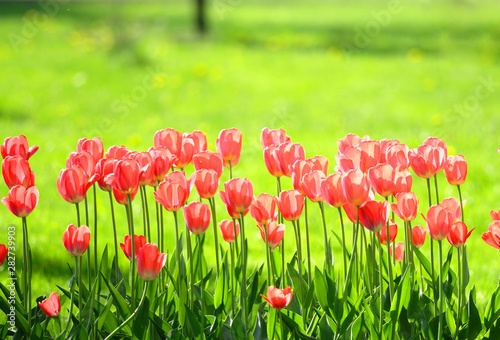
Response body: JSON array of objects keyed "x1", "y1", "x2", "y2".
[
  {"x1": 97, "y1": 296, "x2": 118, "y2": 332},
  {"x1": 132, "y1": 297, "x2": 150, "y2": 340},
  {"x1": 214, "y1": 259, "x2": 226, "y2": 308},
  {"x1": 314, "y1": 267, "x2": 330, "y2": 316},
  {"x1": 232, "y1": 309, "x2": 247, "y2": 340},
  {"x1": 253, "y1": 311, "x2": 268, "y2": 340},
  {"x1": 267, "y1": 307, "x2": 277, "y2": 340},
  {"x1": 484, "y1": 285, "x2": 500, "y2": 330},
  {"x1": 100, "y1": 273, "x2": 131, "y2": 318},
  {"x1": 318, "y1": 313, "x2": 335, "y2": 339},
  {"x1": 390, "y1": 267, "x2": 410, "y2": 322},
  {"x1": 413, "y1": 246, "x2": 434, "y2": 281},
  {"x1": 185, "y1": 303, "x2": 205, "y2": 340},
  {"x1": 467, "y1": 287, "x2": 482, "y2": 339}
]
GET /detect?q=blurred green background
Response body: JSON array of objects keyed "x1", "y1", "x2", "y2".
[{"x1": 1, "y1": 0, "x2": 500, "y2": 310}]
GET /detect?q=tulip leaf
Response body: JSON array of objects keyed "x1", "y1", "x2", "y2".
[
  {"x1": 100, "y1": 272, "x2": 131, "y2": 318},
  {"x1": 0, "y1": 283, "x2": 29, "y2": 336},
  {"x1": 390, "y1": 268, "x2": 410, "y2": 322},
  {"x1": 132, "y1": 297, "x2": 150, "y2": 340},
  {"x1": 214, "y1": 260, "x2": 226, "y2": 308},
  {"x1": 97, "y1": 295, "x2": 118, "y2": 332},
  {"x1": 253, "y1": 310, "x2": 268, "y2": 340},
  {"x1": 314, "y1": 267, "x2": 330, "y2": 316},
  {"x1": 184, "y1": 303, "x2": 204, "y2": 340},
  {"x1": 267, "y1": 307, "x2": 277, "y2": 340},
  {"x1": 467, "y1": 287, "x2": 483, "y2": 339},
  {"x1": 318, "y1": 313, "x2": 335, "y2": 339},
  {"x1": 463, "y1": 246, "x2": 470, "y2": 288},
  {"x1": 484, "y1": 285, "x2": 500, "y2": 329},
  {"x1": 413, "y1": 246, "x2": 434, "y2": 281}
]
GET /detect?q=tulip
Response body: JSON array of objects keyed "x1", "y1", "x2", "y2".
[
  {"x1": 278, "y1": 142, "x2": 305, "y2": 177},
  {"x1": 1, "y1": 185, "x2": 39, "y2": 218},
  {"x1": 95, "y1": 158, "x2": 117, "y2": 192},
  {"x1": 219, "y1": 178, "x2": 253, "y2": 214},
  {"x1": 444, "y1": 155, "x2": 467, "y2": 186},
  {"x1": 62, "y1": 224, "x2": 91, "y2": 256},
  {"x1": 120, "y1": 235, "x2": 147, "y2": 260},
  {"x1": 342, "y1": 201, "x2": 358, "y2": 223},
  {"x1": 335, "y1": 146, "x2": 361, "y2": 173},
  {"x1": 2, "y1": 156, "x2": 35, "y2": 189},
  {"x1": 191, "y1": 169, "x2": 219, "y2": 199},
  {"x1": 392, "y1": 168, "x2": 413, "y2": 195},
  {"x1": 174, "y1": 136, "x2": 196, "y2": 169},
  {"x1": 342, "y1": 169, "x2": 370, "y2": 207},
  {"x1": 193, "y1": 150, "x2": 223, "y2": 177},
  {"x1": 154, "y1": 128, "x2": 183, "y2": 159},
  {"x1": 321, "y1": 173, "x2": 347, "y2": 208},
  {"x1": 260, "y1": 286, "x2": 293, "y2": 310},
  {"x1": 482, "y1": 221, "x2": 500, "y2": 249},
  {"x1": 391, "y1": 242, "x2": 404, "y2": 262},
  {"x1": 38, "y1": 293, "x2": 60, "y2": 318},
  {"x1": 308, "y1": 155, "x2": 328, "y2": 176},
  {"x1": 302, "y1": 170, "x2": 326, "y2": 202},
  {"x1": 391, "y1": 192, "x2": 419, "y2": 222},
  {"x1": 291, "y1": 159, "x2": 313, "y2": 194},
  {"x1": 184, "y1": 201, "x2": 211, "y2": 235},
  {"x1": 257, "y1": 221, "x2": 285, "y2": 249},
  {"x1": 137, "y1": 243, "x2": 167, "y2": 281},
  {"x1": 409, "y1": 144, "x2": 446, "y2": 179},
  {"x1": 369, "y1": 163, "x2": 394, "y2": 198},
  {"x1": 154, "y1": 171, "x2": 190, "y2": 212},
  {"x1": 358, "y1": 200, "x2": 390, "y2": 233},
  {"x1": 412, "y1": 225, "x2": 427, "y2": 248},
  {"x1": 66, "y1": 151, "x2": 96, "y2": 179},
  {"x1": 490, "y1": 209, "x2": 500, "y2": 221},
  {"x1": 184, "y1": 130, "x2": 207, "y2": 154},
  {"x1": 0, "y1": 244, "x2": 7, "y2": 265},
  {"x1": 379, "y1": 139, "x2": 400, "y2": 163},
  {"x1": 250, "y1": 193, "x2": 278, "y2": 226},
  {"x1": 423, "y1": 137, "x2": 447, "y2": 158},
  {"x1": 261, "y1": 128, "x2": 290, "y2": 149},
  {"x1": 447, "y1": 222, "x2": 474, "y2": 248},
  {"x1": 263, "y1": 146, "x2": 284, "y2": 178},
  {"x1": 439, "y1": 197, "x2": 461, "y2": 223},
  {"x1": 106, "y1": 159, "x2": 143, "y2": 195},
  {"x1": 57, "y1": 166, "x2": 97, "y2": 204},
  {"x1": 77, "y1": 137, "x2": 103, "y2": 165},
  {"x1": 148, "y1": 147, "x2": 174, "y2": 186},
  {"x1": 386, "y1": 143, "x2": 409, "y2": 170},
  {"x1": 278, "y1": 190, "x2": 305, "y2": 221},
  {"x1": 337, "y1": 133, "x2": 370, "y2": 154},
  {"x1": 106, "y1": 145, "x2": 131, "y2": 160},
  {"x1": 378, "y1": 219, "x2": 398, "y2": 245},
  {"x1": 112, "y1": 187, "x2": 138, "y2": 205},
  {"x1": 358, "y1": 140, "x2": 381, "y2": 172},
  {"x1": 219, "y1": 219, "x2": 240, "y2": 243},
  {"x1": 129, "y1": 152, "x2": 154, "y2": 186},
  {"x1": 216, "y1": 128, "x2": 242, "y2": 167},
  {"x1": 1, "y1": 135, "x2": 38, "y2": 160},
  {"x1": 423, "y1": 205, "x2": 454, "y2": 241}
]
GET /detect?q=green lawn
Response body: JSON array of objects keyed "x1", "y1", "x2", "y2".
[{"x1": 1, "y1": 0, "x2": 500, "y2": 310}]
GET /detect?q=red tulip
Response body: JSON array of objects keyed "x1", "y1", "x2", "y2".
[
  {"x1": 302, "y1": 170, "x2": 326, "y2": 202},
  {"x1": 154, "y1": 171, "x2": 190, "y2": 212},
  {"x1": 439, "y1": 197, "x2": 461, "y2": 223},
  {"x1": 368, "y1": 163, "x2": 394, "y2": 198},
  {"x1": 191, "y1": 169, "x2": 219, "y2": 199},
  {"x1": 1, "y1": 185, "x2": 39, "y2": 218},
  {"x1": 174, "y1": 136, "x2": 196, "y2": 169},
  {"x1": 184, "y1": 130, "x2": 207, "y2": 154},
  {"x1": 412, "y1": 225, "x2": 427, "y2": 248},
  {"x1": 66, "y1": 151, "x2": 95, "y2": 179},
  {"x1": 391, "y1": 242, "x2": 404, "y2": 262},
  {"x1": 260, "y1": 286, "x2": 293, "y2": 310},
  {"x1": 358, "y1": 200, "x2": 390, "y2": 233},
  {"x1": 391, "y1": 192, "x2": 419, "y2": 222},
  {"x1": 250, "y1": 193, "x2": 278, "y2": 225},
  {"x1": 0, "y1": 244, "x2": 7, "y2": 265},
  {"x1": 335, "y1": 146, "x2": 361, "y2": 173},
  {"x1": 490, "y1": 209, "x2": 500, "y2": 221},
  {"x1": 57, "y1": 166, "x2": 97, "y2": 204},
  {"x1": 291, "y1": 160, "x2": 313, "y2": 194},
  {"x1": 2, "y1": 156, "x2": 35, "y2": 189},
  {"x1": 482, "y1": 221, "x2": 500, "y2": 249},
  {"x1": 392, "y1": 168, "x2": 413, "y2": 195},
  {"x1": 77, "y1": 137, "x2": 103, "y2": 165},
  {"x1": 106, "y1": 145, "x2": 131, "y2": 160},
  {"x1": 278, "y1": 142, "x2": 305, "y2": 177},
  {"x1": 112, "y1": 187, "x2": 138, "y2": 205},
  {"x1": 38, "y1": 293, "x2": 60, "y2": 317},
  {"x1": 386, "y1": 143, "x2": 409, "y2": 170},
  {"x1": 261, "y1": 128, "x2": 290, "y2": 149},
  {"x1": 277, "y1": 190, "x2": 304, "y2": 221},
  {"x1": 337, "y1": 133, "x2": 370, "y2": 154},
  {"x1": 444, "y1": 155, "x2": 467, "y2": 186},
  {"x1": 148, "y1": 147, "x2": 174, "y2": 186},
  {"x1": 409, "y1": 144, "x2": 446, "y2": 179},
  {"x1": 184, "y1": 201, "x2": 211, "y2": 235},
  {"x1": 308, "y1": 155, "x2": 328, "y2": 176},
  {"x1": 358, "y1": 140, "x2": 381, "y2": 171},
  {"x1": 219, "y1": 219, "x2": 240, "y2": 243},
  {"x1": 1, "y1": 135, "x2": 38, "y2": 160},
  {"x1": 379, "y1": 139, "x2": 400, "y2": 163},
  {"x1": 343, "y1": 201, "x2": 358, "y2": 223},
  {"x1": 321, "y1": 173, "x2": 347, "y2": 208},
  {"x1": 219, "y1": 178, "x2": 253, "y2": 214},
  {"x1": 447, "y1": 222, "x2": 474, "y2": 248},
  {"x1": 378, "y1": 219, "x2": 398, "y2": 245},
  {"x1": 62, "y1": 224, "x2": 91, "y2": 256},
  {"x1": 193, "y1": 150, "x2": 223, "y2": 177},
  {"x1": 342, "y1": 169, "x2": 370, "y2": 207},
  {"x1": 257, "y1": 221, "x2": 285, "y2": 249},
  {"x1": 423, "y1": 137, "x2": 447, "y2": 158},
  {"x1": 95, "y1": 158, "x2": 117, "y2": 192},
  {"x1": 105, "y1": 159, "x2": 141, "y2": 195},
  {"x1": 216, "y1": 128, "x2": 242, "y2": 167},
  {"x1": 154, "y1": 128, "x2": 183, "y2": 159},
  {"x1": 129, "y1": 152, "x2": 154, "y2": 186},
  {"x1": 137, "y1": 243, "x2": 166, "y2": 281},
  {"x1": 263, "y1": 145, "x2": 284, "y2": 178},
  {"x1": 120, "y1": 235, "x2": 147, "y2": 260},
  {"x1": 423, "y1": 205, "x2": 454, "y2": 241}
]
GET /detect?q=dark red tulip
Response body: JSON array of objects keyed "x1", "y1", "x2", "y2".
[
  {"x1": 216, "y1": 128, "x2": 242, "y2": 167},
  {"x1": 38, "y1": 293, "x2": 60, "y2": 317},
  {"x1": 219, "y1": 219, "x2": 240, "y2": 243},
  {"x1": 191, "y1": 169, "x2": 219, "y2": 199},
  {"x1": 57, "y1": 166, "x2": 97, "y2": 204},
  {"x1": 66, "y1": 151, "x2": 96, "y2": 179},
  {"x1": 1, "y1": 135, "x2": 38, "y2": 160},
  {"x1": 219, "y1": 177, "x2": 253, "y2": 215},
  {"x1": 368, "y1": 163, "x2": 394, "y2": 198},
  {"x1": 62, "y1": 224, "x2": 91, "y2": 256},
  {"x1": 154, "y1": 171, "x2": 190, "y2": 212},
  {"x1": 193, "y1": 150, "x2": 223, "y2": 177},
  {"x1": 260, "y1": 286, "x2": 293, "y2": 310},
  {"x1": 250, "y1": 193, "x2": 278, "y2": 225},
  {"x1": 278, "y1": 142, "x2": 305, "y2": 177},
  {"x1": 302, "y1": 170, "x2": 326, "y2": 202},
  {"x1": 2, "y1": 156, "x2": 35, "y2": 189},
  {"x1": 342, "y1": 169, "x2": 370, "y2": 207},
  {"x1": 343, "y1": 201, "x2": 358, "y2": 223},
  {"x1": 77, "y1": 137, "x2": 103, "y2": 165},
  {"x1": 444, "y1": 155, "x2": 467, "y2": 186},
  {"x1": 391, "y1": 192, "x2": 419, "y2": 222},
  {"x1": 1, "y1": 185, "x2": 39, "y2": 218},
  {"x1": 423, "y1": 205, "x2": 454, "y2": 241},
  {"x1": 184, "y1": 201, "x2": 211, "y2": 235},
  {"x1": 137, "y1": 243, "x2": 166, "y2": 281},
  {"x1": 358, "y1": 200, "x2": 390, "y2": 233},
  {"x1": 378, "y1": 219, "x2": 397, "y2": 245},
  {"x1": 277, "y1": 190, "x2": 304, "y2": 221},
  {"x1": 257, "y1": 221, "x2": 285, "y2": 249},
  {"x1": 112, "y1": 187, "x2": 138, "y2": 205},
  {"x1": 120, "y1": 235, "x2": 147, "y2": 260},
  {"x1": 392, "y1": 168, "x2": 413, "y2": 195},
  {"x1": 261, "y1": 128, "x2": 290, "y2": 149},
  {"x1": 321, "y1": 173, "x2": 347, "y2": 208},
  {"x1": 154, "y1": 128, "x2": 183, "y2": 159},
  {"x1": 106, "y1": 145, "x2": 131, "y2": 160},
  {"x1": 482, "y1": 221, "x2": 500, "y2": 249},
  {"x1": 412, "y1": 225, "x2": 427, "y2": 248},
  {"x1": 447, "y1": 222, "x2": 474, "y2": 248}
]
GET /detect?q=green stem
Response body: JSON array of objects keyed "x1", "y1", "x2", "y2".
[
  {"x1": 230, "y1": 243, "x2": 236, "y2": 316},
  {"x1": 232, "y1": 218, "x2": 239, "y2": 254},
  {"x1": 371, "y1": 233, "x2": 376, "y2": 293},
  {"x1": 378, "y1": 237, "x2": 384, "y2": 335},
  {"x1": 140, "y1": 186, "x2": 148, "y2": 238},
  {"x1": 143, "y1": 186, "x2": 151, "y2": 240},
  {"x1": 385, "y1": 219, "x2": 394, "y2": 300},
  {"x1": 103, "y1": 282, "x2": 149, "y2": 340},
  {"x1": 264, "y1": 223, "x2": 272, "y2": 286},
  {"x1": 352, "y1": 207, "x2": 360, "y2": 294},
  {"x1": 438, "y1": 241, "x2": 443, "y2": 340},
  {"x1": 62, "y1": 257, "x2": 77, "y2": 336},
  {"x1": 198, "y1": 235, "x2": 204, "y2": 327},
  {"x1": 277, "y1": 177, "x2": 285, "y2": 288},
  {"x1": 93, "y1": 184, "x2": 99, "y2": 326},
  {"x1": 84, "y1": 197, "x2": 92, "y2": 292},
  {"x1": 173, "y1": 210, "x2": 182, "y2": 300},
  {"x1": 434, "y1": 174, "x2": 440, "y2": 204},
  {"x1": 279, "y1": 309, "x2": 285, "y2": 340},
  {"x1": 457, "y1": 247, "x2": 462, "y2": 335},
  {"x1": 318, "y1": 202, "x2": 331, "y2": 273},
  {"x1": 240, "y1": 215, "x2": 248, "y2": 337},
  {"x1": 209, "y1": 197, "x2": 221, "y2": 276},
  {"x1": 187, "y1": 224, "x2": 195, "y2": 310},
  {"x1": 426, "y1": 178, "x2": 437, "y2": 313},
  {"x1": 22, "y1": 217, "x2": 31, "y2": 334},
  {"x1": 228, "y1": 160, "x2": 233, "y2": 180},
  {"x1": 338, "y1": 208, "x2": 348, "y2": 284},
  {"x1": 408, "y1": 221, "x2": 415, "y2": 292},
  {"x1": 457, "y1": 185, "x2": 464, "y2": 222},
  {"x1": 127, "y1": 194, "x2": 136, "y2": 310},
  {"x1": 78, "y1": 256, "x2": 82, "y2": 326},
  {"x1": 109, "y1": 192, "x2": 119, "y2": 286},
  {"x1": 292, "y1": 220, "x2": 305, "y2": 328}
]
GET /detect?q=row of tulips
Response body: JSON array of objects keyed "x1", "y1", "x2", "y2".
[{"x1": 1, "y1": 130, "x2": 500, "y2": 339}]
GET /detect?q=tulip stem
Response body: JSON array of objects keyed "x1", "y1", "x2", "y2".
[
  {"x1": 232, "y1": 218, "x2": 239, "y2": 254},
  {"x1": 434, "y1": 174, "x2": 440, "y2": 204},
  {"x1": 378, "y1": 236, "x2": 384, "y2": 335},
  {"x1": 457, "y1": 185, "x2": 464, "y2": 222},
  {"x1": 186, "y1": 223, "x2": 194, "y2": 310},
  {"x1": 154, "y1": 186, "x2": 164, "y2": 299},
  {"x1": 239, "y1": 215, "x2": 248, "y2": 336},
  {"x1": 173, "y1": 210, "x2": 182, "y2": 301},
  {"x1": 457, "y1": 246, "x2": 462, "y2": 335},
  {"x1": 62, "y1": 256, "x2": 77, "y2": 336},
  {"x1": 338, "y1": 208, "x2": 348, "y2": 284},
  {"x1": 108, "y1": 192, "x2": 119, "y2": 287},
  {"x1": 104, "y1": 282, "x2": 149, "y2": 340},
  {"x1": 318, "y1": 202, "x2": 331, "y2": 274},
  {"x1": 209, "y1": 197, "x2": 221, "y2": 276},
  {"x1": 197, "y1": 235, "x2": 205, "y2": 327},
  {"x1": 426, "y1": 178, "x2": 437, "y2": 313},
  {"x1": 140, "y1": 186, "x2": 148, "y2": 238},
  {"x1": 292, "y1": 219, "x2": 305, "y2": 327},
  {"x1": 408, "y1": 221, "x2": 415, "y2": 292},
  {"x1": 93, "y1": 184, "x2": 99, "y2": 326},
  {"x1": 264, "y1": 223, "x2": 272, "y2": 286},
  {"x1": 385, "y1": 220, "x2": 394, "y2": 300},
  {"x1": 127, "y1": 194, "x2": 136, "y2": 311},
  {"x1": 230, "y1": 243, "x2": 236, "y2": 316},
  {"x1": 228, "y1": 161, "x2": 233, "y2": 180},
  {"x1": 143, "y1": 186, "x2": 151, "y2": 240},
  {"x1": 279, "y1": 309, "x2": 285, "y2": 340},
  {"x1": 352, "y1": 207, "x2": 360, "y2": 294},
  {"x1": 78, "y1": 256, "x2": 83, "y2": 326},
  {"x1": 277, "y1": 177, "x2": 285, "y2": 288},
  {"x1": 84, "y1": 197, "x2": 92, "y2": 292},
  {"x1": 22, "y1": 217, "x2": 31, "y2": 334},
  {"x1": 297, "y1": 217, "x2": 310, "y2": 286},
  {"x1": 75, "y1": 202, "x2": 81, "y2": 227},
  {"x1": 438, "y1": 240, "x2": 444, "y2": 340}
]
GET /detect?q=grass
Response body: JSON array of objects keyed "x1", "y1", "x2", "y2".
[{"x1": 0, "y1": 0, "x2": 500, "y2": 310}]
